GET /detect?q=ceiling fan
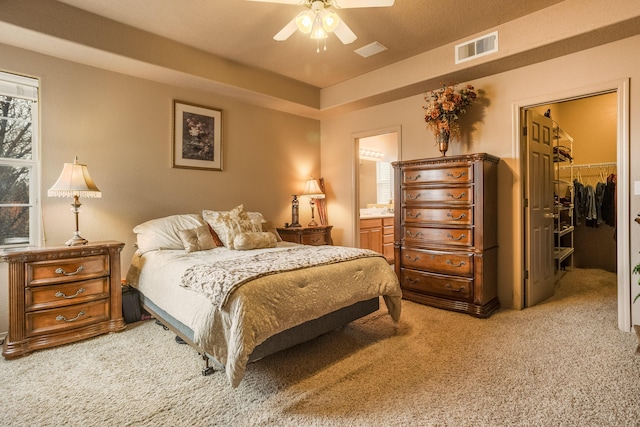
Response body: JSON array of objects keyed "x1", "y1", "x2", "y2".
[{"x1": 248, "y1": 0, "x2": 395, "y2": 52}]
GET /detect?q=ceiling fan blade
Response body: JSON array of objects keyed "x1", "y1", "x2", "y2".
[
  {"x1": 246, "y1": 0, "x2": 303, "y2": 4},
  {"x1": 273, "y1": 18, "x2": 299, "y2": 41},
  {"x1": 333, "y1": 0, "x2": 395, "y2": 8},
  {"x1": 332, "y1": 20, "x2": 357, "y2": 44}
]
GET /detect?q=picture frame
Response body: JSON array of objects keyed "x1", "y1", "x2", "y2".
[{"x1": 172, "y1": 100, "x2": 223, "y2": 171}]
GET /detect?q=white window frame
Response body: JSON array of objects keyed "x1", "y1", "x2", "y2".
[{"x1": 0, "y1": 72, "x2": 40, "y2": 249}]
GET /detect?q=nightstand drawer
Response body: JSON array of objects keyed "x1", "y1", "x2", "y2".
[
  {"x1": 26, "y1": 299, "x2": 110, "y2": 337},
  {"x1": 26, "y1": 255, "x2": 109, "y2": 286},
  {"x1": 26, "y1": 278, "x2": 110, "y2": 311},
  {"x1": 301, "y1": 232, "x2": 329, "y2": 246}
]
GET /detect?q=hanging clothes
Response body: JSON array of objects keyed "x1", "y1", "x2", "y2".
[
  {"x1": 601, "y1": 173, "x2": 616, "y2": 227},
  {"x1": 584, "y1": 184, "x2": 598, "y2": 227}
]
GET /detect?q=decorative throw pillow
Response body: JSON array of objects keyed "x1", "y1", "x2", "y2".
[
  {"x1": 133, "y1": 214, "x2": 205, "y2": 253},
  {"x1": 233, "y1": 231, "x2": 277, "y2": 250},
  {"x1": 261, "y1": 221, "x2": 282, "y2": 242},
  {"x1": 202, "y1": 205, "x2": 255, "y2": 249},
  {"x1": 247, "y1": 211, "x2": 267, "y2": 232},
  {"x1": 177, "y1": 225, "x2": 217, "y2": 253}
]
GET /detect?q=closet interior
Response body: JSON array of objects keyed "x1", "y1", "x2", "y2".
[{"x1": 538, "y1": 92, "x2": 618, "y2": 277}]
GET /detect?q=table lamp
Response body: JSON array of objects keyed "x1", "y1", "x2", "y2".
[
  {"x1": 302, "y1": 178, "x2": 325, "y2": 226},
  {"x1": 48, "y1": 156, "x2": 101, "y2": 246}
]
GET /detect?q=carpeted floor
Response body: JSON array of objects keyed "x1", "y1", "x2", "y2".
[{"x1": 1, "y1": 268, "x2": 639, "y2": 426}]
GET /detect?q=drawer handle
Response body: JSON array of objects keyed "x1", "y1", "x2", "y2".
[
  {"x1": 407, "y1": 174, "x2": 421, "y2": 182},
  {"x1": 404, "y1": 254, "x2": 420, "y2": 262},
  {"x1": 309, "y1": 238, "x2": 322, "y2": 244},
  {"x1": 56, "y1": 311, "x2": 86, "y2": 323},
  {"x1": 55, "y1": 265, "x2": 85, "y2": 276},
  {"x1": 446, "y1": 259, "x2": 467, "y2": 268},
  {"x1": 445, "y1": 283, "x2": 466, "y2": 292},
  {"x1": 406, "y1": 193, "x2": 421, "y2": 200},
  {"x1": 447, "y1": 212, "x2": 467, "y2": 221},
  {"x1": 405, "y1": 277, "x2": 420, "y2": 285},
  {"x1": 446, "y1": 233, "x2": 467, "y2": 241},
  {"x1": 447, "y1": 171, "x2": 468, "y2": 179},
  {"x1": 407, "y1": 211, "x2": 422, "y2": 219},
  {"x1": 55, "y1": 288, "x2": 85, "y2": 299},
  {"x1": 446, "y1": 192, "x2": 466, "y2": 200},
  {"x1": 406, "y1": 230, "x2": 423, "y2": 238}
]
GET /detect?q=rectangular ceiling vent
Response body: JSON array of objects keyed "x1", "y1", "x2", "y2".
[{"x1": 455, "y1": 31, "x2": 498, "y2": 64}]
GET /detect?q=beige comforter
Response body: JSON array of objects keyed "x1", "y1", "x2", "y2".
[{"x1": 127, "y1": 243, "x2": 402, "y2": 387}]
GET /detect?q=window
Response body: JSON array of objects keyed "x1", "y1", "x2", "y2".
[
  {"x1": 0, "y1": 72, "x2": 39, "y2": 248},
  {"x1": 376, "y1": 161, "x2": 393, "y2": 205}
]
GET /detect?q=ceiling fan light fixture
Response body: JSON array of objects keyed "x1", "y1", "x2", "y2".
[
  {"x1": 322, "y1": 10, "x2": 340, "y2": 32},
  {"x1": 310, "y1": 14, "x2": 328, "y2": 39},
  {"x1": 295, "y1": 11, "x2": 313, "y2": 33}
]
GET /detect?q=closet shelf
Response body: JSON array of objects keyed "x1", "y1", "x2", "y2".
[
  {"x1": 554, "y1": 246, "x2": 574, "y2": 262},
  {"x1": 554, "y1": 226, "x2": 574, "y2": 237}
]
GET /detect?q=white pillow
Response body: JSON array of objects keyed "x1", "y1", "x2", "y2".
[
  {"x1": 233, "y1": 231, "x2": 277, "y2": 250},
  {"x1": 177, "y1": 225, "x2": 217, "y2": 253},
  {"x1": 202, "y1": 205, "x2": 255, "y2": 249},
  {"x1": 133, "y1": 214, "x2": 205, "y2": 253}
]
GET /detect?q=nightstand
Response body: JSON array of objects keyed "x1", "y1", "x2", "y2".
[
  {"x1": 277, "y1": 225, "x2": 333, "y2": 246},
  {"x1": 2, "y1": 241, "x2": 126, "y2": 359}
]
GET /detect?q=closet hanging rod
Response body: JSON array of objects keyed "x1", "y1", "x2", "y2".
[{"x1": 558, "y1": 162, "x2": 616, "y2": 170}]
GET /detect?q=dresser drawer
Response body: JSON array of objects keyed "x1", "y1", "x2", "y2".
[
  {"x1": 26, "y1": 299, "x2": 110, "y2": 337},
  {"x1": 26, "y1": 255, "x2": 109, "y2": 287},
  {"x1": 26, "y1": 278, "x2": 110, "y2": 312},
  {"x1": 403, "y1": 226, "x2": 473, "y2": 247},
  {"x1": 401, "y1": 248, "x2": 473, "y2": 277},
  {"x1": 403, "y1": 186, "x2": 473, "y2": 204},
  {"x1": 403, "y1": 165, "x2": 473, "y2": 184},
  {"x1": 301, "y1": 232, "x2": 329, "y2": 246},
  {"x1": 401, "y1": 268, "x2": 473, "y2": 300},
  {"x1": 404, "y1": 207, "x2": 473, "y2": 225}
]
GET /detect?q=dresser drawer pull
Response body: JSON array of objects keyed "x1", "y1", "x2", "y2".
[
  {"x1": 446, "y1": 259, "x2": 467, "y2": 268},
  {"x1": 447, "y1": 171, "x2": 468, "y2": 179},
  {"x1": 446, "y1": 192, "x2": 466, "y2": 200},
  {"x1": 445, "y1": 283, "x2": 466, "y2": 292},
  {"x1": 405, "y1": 277, "x2": 420, "y2": 285},
  {"x1": 406, "y1": 174, "x2": 421, "y2": 182},
  {"x1": 56, "y1": 311, "x2": 86, "y2": 323},
  {"x1": 446, "y1": 233, "x2": 467, "y2": 241},
  {"x1": 406, "y1": 230, "x2": 424, "y2": 238},
  {"x1": 309, "y1": 238, "x2": 322, "y2": 244},
  {"x1": 406, "y1": 193, "x2": 421, "y2": 200},
  {"x1": 447, "y1": 212, "x2": 467, "y2": 221},
  {"x1": 55, "y1": 265, "x2": 85, "y2": 276},
  {"x1": 407, "y1": 211, "x2": 422, "y2": 219},
  {"x1": 404, "y1": 254, "x2": 420, "y2": 262},
  {"x1": 54, "y1": 288, "x2": 85, "y2": 299}
]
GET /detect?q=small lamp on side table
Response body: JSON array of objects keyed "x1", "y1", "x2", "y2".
[
  {"x1": 302, "y1": 178, "x2": 325, "y2": 227},
  {"x1": 48, "y1": 156, "x2": 102, "y2": 246}
]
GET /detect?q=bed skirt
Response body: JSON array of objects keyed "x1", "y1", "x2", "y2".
[{"x1": 139, "y1": 293, "x2": 380, "y2": 365}]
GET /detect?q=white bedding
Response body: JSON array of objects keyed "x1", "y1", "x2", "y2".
[{"x1": 126, "y1": 242, "x2": 402, "y2": 387}]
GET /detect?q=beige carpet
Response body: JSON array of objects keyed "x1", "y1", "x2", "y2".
[{"x1": 1, "y1": 268, "x2": 639, "y2": 426}]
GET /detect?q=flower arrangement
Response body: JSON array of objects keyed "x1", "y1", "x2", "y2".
[{"x1": 423, "y1": 83, "x2": 477, "y2": 142}]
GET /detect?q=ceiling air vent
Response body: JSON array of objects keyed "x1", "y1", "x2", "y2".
[{"x1": 455, "y1": 31, "x2": 498, "y2": 64}]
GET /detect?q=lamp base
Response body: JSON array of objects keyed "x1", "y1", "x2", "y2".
[
  {"x1": 308, "y1": 219, "x2": 318, "y2": 227},
  {"x1": 66, "y1": 232, "x2": 88, "y2": 246}
]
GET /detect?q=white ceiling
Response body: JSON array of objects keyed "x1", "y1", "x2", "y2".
[{"x1": 56, "y1": 0, "x2": 563, "y2": 89}]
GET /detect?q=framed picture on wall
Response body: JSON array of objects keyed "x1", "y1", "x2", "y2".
[{"x1": 172, "y1": 100, "x2": 223, "y2": 171}]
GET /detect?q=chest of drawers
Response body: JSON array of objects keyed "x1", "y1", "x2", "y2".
[
  {"x1": 393, "y1": 153, "x2": 499, "y2": 318},
  {"x1": 2, "y1": 241, "x2": 126, "y2": 359}
]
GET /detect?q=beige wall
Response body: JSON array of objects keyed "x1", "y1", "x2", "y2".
[
  {"x1": 321, "y1": 36, "x2": 640, "y2": 318},
  {"x1": 0, "y1": 43, "x2": 320, "y2": 334}
]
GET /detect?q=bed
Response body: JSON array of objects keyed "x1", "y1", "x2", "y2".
[{"x1": 125, "y1": 206, "x2": 402, "y2": 387}]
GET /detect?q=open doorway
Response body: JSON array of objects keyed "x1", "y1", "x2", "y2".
[{"x1": 518, "y1": 80, "x2": 631, "y2": 331}]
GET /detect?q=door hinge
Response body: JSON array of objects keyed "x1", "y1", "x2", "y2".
[
  {"x1": 522, "y1": 126, "x2": 528, "y2": 137},
  {"x1": 524, "y1": 270, "x2": 529, "y2": 279},
  {"x1": 524, "y1": 198, "x2": 529, "y2": 208}
]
